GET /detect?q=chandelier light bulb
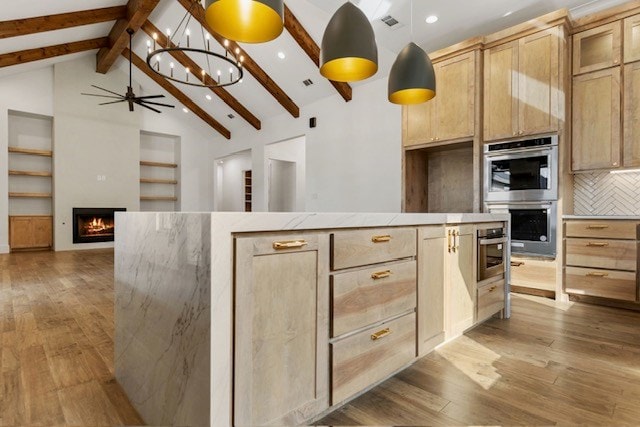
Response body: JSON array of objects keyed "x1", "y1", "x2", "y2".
[
  {"x1": 224, "y1": 39, "x2": 229, "y2": 47},
  {"x1": 166, "y1": 28, "x2": 171, "y2": 37},
  {"x1": 152, "y1": 33, "x2": 158, "y2": 40},
  {"x1": 146, "y1": 40, "x2": 151, "y2": 47}
]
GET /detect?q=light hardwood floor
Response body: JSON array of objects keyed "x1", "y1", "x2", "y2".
[{"x1": 2, "y1": 250, "x2": 640, "y2": 426}]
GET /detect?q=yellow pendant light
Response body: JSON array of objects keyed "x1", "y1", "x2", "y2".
[
  {"x1": 320, "y1": 2, "x2": 378, "y2": 82},
  {"x1": 205, "y1": 0, "x2": 284, "y2": 44}
]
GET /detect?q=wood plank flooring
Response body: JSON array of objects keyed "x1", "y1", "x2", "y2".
[
  {"x1": 2, "y1": 249, "x2": 640, "y2": 426},
  {"x1": 0, "y1": 249, "x2": 142, "y2": 426}
]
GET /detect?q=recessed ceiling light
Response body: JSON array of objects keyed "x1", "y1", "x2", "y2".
[
  {"x1": 205, "y1": 94, "x2": 212, "y2": 101},
  {"x1": 425, "y1": 15, "x2": 438, "y2": 24},
  {"x1": 503, "y1": 11, "x2": 513, "y2": 17},
  {"x1": 182, "y1": 108, "x2": 189, "y2": 113},
  {"x1": 277, "y1": 51, "x2": 286, "y2": 59}
]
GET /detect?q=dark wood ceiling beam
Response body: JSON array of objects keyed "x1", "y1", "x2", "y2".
[
  {"x1": 141, "y1": 20, "x2": 261, "y2": 130},
  {"x1": 0, "y1": 38, "x2": 109, "y2": 68},
  {"x1": 0, "y1": 6, "x2": 127, "y2": 39},
  {"x1": 177, "y1": 0, "x2": 300, "y2": 118},
  {"x1": 284, "y1": 5, "x2": 352, "y2": 102},
  {"x1": 96, "y1": 0, "x2": 160, "y2": 74},
  {"x1": 124, "y1": 48, "x2": 231, "y2": 139}
]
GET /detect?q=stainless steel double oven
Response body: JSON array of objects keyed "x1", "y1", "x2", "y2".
[{"x1": 484, "y1": 135, "x2": 558, "y2": 257}]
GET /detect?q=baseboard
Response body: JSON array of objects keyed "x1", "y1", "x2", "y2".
[
  {"x1": 0, "y1": 244, "x2": 9, "y2": 254},
  {"x1": 511, "y1": 285, "x2": 555, "y2": 299},
  {"x1": 568, "y1": 294, "x2": 640, "y2": 312}
]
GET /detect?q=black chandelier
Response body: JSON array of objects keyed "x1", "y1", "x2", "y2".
[{"x1": 145, "y1": 0, "x2": 244, "y2": 88}]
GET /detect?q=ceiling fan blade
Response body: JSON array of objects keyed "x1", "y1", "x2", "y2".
[
  {"x1": 81, "y1": 93, "x2": 123, "y2": 99},
  {"x1": 136, "y1": 94, "x2": 166, "y2": 100},
  {"x1": 99, "y1": 100, "x2": 127, "y2": 106},
  {"x1": 134, "y1": 100, "x2": 162, "y2": 114},
  {"x1": 137, "y1": 99, "x2": 175, "y2": 108},
  {"x1": 90, "y1": 85, "x2": 124, "y2": 97}
]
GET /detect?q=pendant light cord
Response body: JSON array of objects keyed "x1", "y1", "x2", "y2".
[
  {"x1": 410, "y1": 0, "x2": 414, "y2": 42},
  {"x1": 129, "y1": 30, "x2": 133, "y2": 88}
]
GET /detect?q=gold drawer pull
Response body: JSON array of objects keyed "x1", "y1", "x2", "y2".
[
  {"x1": 273, "y1": 240, "x2": 308, "y2": 250},
  {"x1": 372, "y1": 235, "x2": 391, "y2": 243},
  {"x1": 371, "y1": 328, "x2": 391, "y2": 341},
  {"x1": 448, "y1": 230, "x2": 453, "y2": 253},
  {"x1": 587, "y1": 242, "x2": 609, "y2": 247},
  {"x1": 488, "y1": 286, "x2": 497, "y2": 292},
  {"x1": 586, "y1": 272, "x2": 608, "y2": 278},
  {"x1": 587, "y1": 225, "x2": 609, "y2": 230},
  {"x1": 511, "y1": 261, "x2": 525, "y2": 267},
  {"x1": 371, "y1": 270, "x2": 392, "y2": 280}
]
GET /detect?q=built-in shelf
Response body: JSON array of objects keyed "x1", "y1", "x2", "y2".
[
  {"x1": 244, "y1": 170, "x2": 252, "y2": 212},
  {"x1": 140, "y1": 196, "x2": 178, "y2": 201},
  {"x1": 8, "y1": 146, "x2": 53, "y2": 157},
  {"x1": 9, "y1": 170, "x2": 52, "y2": 177},
  {"x1": 9, "y1": 192, "x2": 52, "y2": 198},
  {"x1": 140, "y1": 161, "x2": 178, "y2": 168},
  {"x1": 140, "y1": 178, "x2": 178, "y2": 185}
]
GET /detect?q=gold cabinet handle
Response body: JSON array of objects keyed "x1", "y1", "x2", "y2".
[
  {"x1": 273, "y1": 240, "x2": 308, "y2": 250},
  {"x1": 488, "y1": 286, "x2": 497, "y2": 292},
  {"x1": 587, "y1": 225, "x2": 609, "y2": 230},
  {"x1": 371, "y1": 328, "x2": 391, "y2": 341},
  {"x1": 447, "y1": 230, "x2": 453, "y2": 253},
  {"x1": 586, "y1": 272, "x2": 608, "y2": 277},
  {"x1": 587, "y1": 242, "x2": 609, "y2": 247},
  {"x1": 455, "y1": 230, "x2": 460, "y2": 252},
  {"x1": 511, "y1": 261, "x2": 525, "y2": 267},
  {"x1": 372, "y1": 235, "x2": 391, "y2": 243},
  {"x1": 371, "y1": 270, "x2": 392, "y2": 280}
]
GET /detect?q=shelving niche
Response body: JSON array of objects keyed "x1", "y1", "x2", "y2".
[{"x1": 139, "y1": 132, "x2": 180, "y2": 212}]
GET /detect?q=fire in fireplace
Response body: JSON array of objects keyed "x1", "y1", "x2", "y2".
[{"x1": 73, "y1": 208, "x2": 126, "y2": 244}]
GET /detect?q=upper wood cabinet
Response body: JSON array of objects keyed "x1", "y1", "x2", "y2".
[
  {"x1": 624, "y1": 62, "x2": 640, "y2": 167},
  {"x1": 624, "y1": 14, "x2": 640, "y2": 63},
  {"x1": 403, "y1": 50, "x2": 477, "y2": 147},
  {"x1": 572, "y1": 67, "x2": 621, "y2": 171},
  {"x1": 573, "y1": 22, "x2": 622, "y2": 75},
  {"x1": 484, "y1": 27, "x2": 562, "y2": 141}
]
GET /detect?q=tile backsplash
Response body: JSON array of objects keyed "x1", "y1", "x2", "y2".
[{"x1": 574, "y1": 171, "x2": 640, "y2": 215}]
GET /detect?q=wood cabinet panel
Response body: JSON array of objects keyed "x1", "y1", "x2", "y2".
[
  {"x1": 511, "y1": 257, "x2": 557, "y2": 291},
  {"x1": 624, "y1": 14, "x2": 640, "y2": 63},
  {"x1": 484, "y1": 40, "x2": 519, "y2": 141},
  {"x1": 624, "y1": 62, "x2": 640, "y2": 167},
  {"x1": 405, "y1": 100, "x2": 434, "y2": 147},
  {"x1": 234, "y1": 233, "x2": 329, "y2": 426},
  {"x1": 565, "y1": 266, "x2": 637, "y2": 301},
  {"x1": 572, "y1": 67, "x2": 621, "y2": 171},
  {"x1": 477, "y1": 279, "x2": 505, "y2": 322},
  {"x1": 565, "y1": 220, "x2": 637, "y2": 239},
  {"x1": 331, "y1": 260, "x2": 416, "y2": 337},
  {"x1": 435, "y1": 51, "x2": 476, "y2": 141},
  {"x1": 446, "y1": 225, "x2": 476, "y2": 338},
  {"x1": 331, "y1": 313, "x2": 415, "y2": 405},
  {"x1": 573, "y1": 22, "x2": 621, "y2": 75},
  {"x1": 417, "y1": 226, "x2": 446, "y2": 356},
  {"x1": 566, "y1": 238, "x2": 638, "y2": 271},
  {"x1": 9, "y1": 216, "x2": 52, "y2": 250},
  {"x1": 331, "y1": 228, "x2": 417, "y2": 270},
  {"x1": 518, "y1": 28, "x2": 560, "y2": 135}
]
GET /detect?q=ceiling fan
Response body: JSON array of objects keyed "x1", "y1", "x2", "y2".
[{"x1": 82, "y1": 29, "x2": 175, "y2": 113}]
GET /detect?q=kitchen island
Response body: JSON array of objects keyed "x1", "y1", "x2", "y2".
[{"x1": 114, "y1": 212, "x2": 510, "y2": 426}]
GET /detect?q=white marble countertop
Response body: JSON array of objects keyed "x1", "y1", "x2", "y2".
[{"x1": 563, "y1": 215, "x2": 640, "y2": 220}]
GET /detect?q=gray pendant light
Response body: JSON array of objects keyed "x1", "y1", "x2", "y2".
[
  {"x1": 205, "y1": 0, "x2": 284, "y2": 43},
  {"x1": 320, "y1": 2, "x2": 378, "y2": 82},
  {"x1": 388, "y1": 42, "x2": 436, "y2": 104}
]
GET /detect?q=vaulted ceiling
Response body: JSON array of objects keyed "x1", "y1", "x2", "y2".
[{"x1": 0, "y1": 0, "x2": 631, "y2": 139}]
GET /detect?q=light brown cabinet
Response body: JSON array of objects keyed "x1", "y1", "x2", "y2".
[
  {"x1": 417, "y1": 226, "x2": 446, "y2": 356},
  {"x1": 573, "y1": 22, "x2": 622, "y2": 75},
  {"x1": 9, "y1": 216, "x2": 52, "y2": 251},
  {"x1": 484, "y1": 27, "x2": 562, "y2": 141},
  {"x1": 445, "y1": 224, "x2": 476, "y2": 339},
  {"x1": 624, "y1": 62, "x2": 640, "y2": 167},
  {"x1": 624, "y1": 14, "x2": 640, "y2": 63},
  {"x1": 234, "y1": 233, "x2": 329, "y2": 426},
  {"x1": 404, "y1": 51, "x2": 477, "y2": 147},
  {"x1": 572, "y1": 67, "x2": 621, "y2": 171}
]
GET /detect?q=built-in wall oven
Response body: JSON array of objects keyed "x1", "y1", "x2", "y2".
[
  {"x1": 484, "y1": 135, "x2": 558, "y2": 203},
  {"x1": 487, "y1": 202, "x2": 557, "y2": 257},
  {"x1": 477, "y1": 225, "x2": 507, "y2": 282}
]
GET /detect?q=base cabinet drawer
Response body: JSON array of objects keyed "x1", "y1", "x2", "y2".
[
  {"x1": 331, "y1": 313, "x2": 415, "y2": 405},
  {"x1": 511, "y1": 257, "x2": 556, "y2": 291},
  {"x1": 565, "y1": 221, "x2": 638, "y2": 239},
  {"x1": 565, "y1": 266, "x2": 637, "y2": 301},
  {"x1": 331, "y1": 228, "x2": 417, "y2": 270},
  {"x1": 566, "y1": 238, "x2": 637, "y2": 271},
  {"x1": 477, "y1": 279, "x2": 505, "y2": 321},
  {"x1": 332, "y1": 260, "x2": 416, "y2": 337}
]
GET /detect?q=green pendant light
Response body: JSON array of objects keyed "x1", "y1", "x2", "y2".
[
  {"x1": 205, "y1": 0, "x2": 284, "y2": 43},
  {"x1": 320, "y1": 2, "x2": 378, "y2": 82},
  {"x1": 388, "y1": 1, "x2": 436, "y2": 104}
]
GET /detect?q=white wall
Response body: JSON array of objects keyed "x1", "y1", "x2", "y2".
[
  {"x1": 209, "y1": 77, "x2": 403, "y2": 213},
  {"x1": 264, "y1": 136, "x2": 306, "y2": 212}
]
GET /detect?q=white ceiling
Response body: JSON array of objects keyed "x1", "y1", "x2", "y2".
[{"x1": 0, "y1": 0, "x2": 631, "y2": 137}]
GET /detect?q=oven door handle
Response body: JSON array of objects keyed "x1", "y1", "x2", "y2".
[{"x1": 479, "y1": 237, "x2": 508, "y2": 245}]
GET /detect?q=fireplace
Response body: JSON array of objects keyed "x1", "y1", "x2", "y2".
[{"x1": 73, "y1": 208, "x2": 126, "y2": 244}]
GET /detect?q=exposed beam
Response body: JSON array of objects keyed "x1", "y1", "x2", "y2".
[
  {"x1": 124, "y1": 48, "x2": 231, "y2": 139},
  {"x1": 0, "y1": 38, "x2": 109, "y2": 68},
  {"x1": 141, "y1": 20, "x2": 261, "y2": 130},
  {"x1": 284, "y1": 5, "x2": 352, "y2": 102},
  {"x1": 96, "y1": 0, "x2": 160, "y2": 74},
  {"x1": 177, "y1": 0, "x2": 300, "y2": 118},
  {"x1": 0, "y1": 6, "x2": 127, "y2": 39}
]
